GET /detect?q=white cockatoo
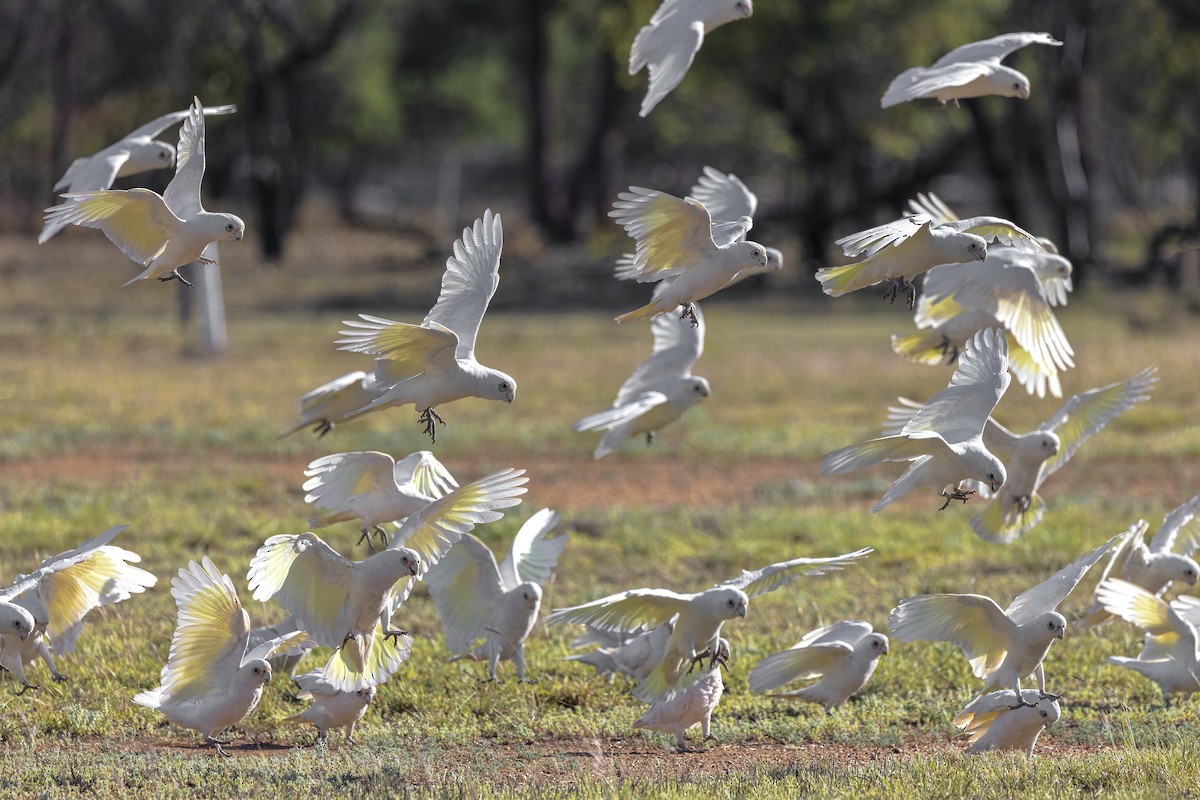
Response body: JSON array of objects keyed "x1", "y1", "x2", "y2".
[
  {"x1": 333, "y1": 210, "x2": 517, "y2": 441},
  {"x1": 906, "y1": 192, "x2": 1072, "y2": 306},
  {"x1": 302, "y1": 450, "x2": 458, "y2": 547},
  {"x1": 822, "y1": 328, "x2": 1010, "y2": 513},
  {"x1": 547, "y1": 547, "x2": 872, "y2": 702},
  {"x1": 0, "y1": 527, "x2": 156, "y2": 693},
  {"x1": 247, "y1": 468, "x2": 527, "y2": 691},
  {"x1": 40, "y1": 103, "x2": 236, "y2": 243},
  {"x1": 817, "y1": 214, "x2": 1044, "y2": 308},
  {"x1": 955, "y1": 690, "x2": 1060, "y2": 756},
  {"x1": 748, "y1": 621, "x2": 888, "y2": 713},
  {"x1": 1095, "y1": 579, "x2": 1200, "y2": 705},
  {"x1": 894, "y1": 249, "x2": 1075, "y2": 399},
  {"x1": 574, "y1": 304, "x2": 710, "y2": 458},
  {"x1": 615, "y1": 167, "x2": 783, "y2": 283},
  {"x1": 886, "y1": 367, "x2": 1157, "y2": 542},
  {"x1": 567, "y1": 621, "x2": 675, "y2": 683},
  {"x1": 284, "y1": 670, "x2": 376, "y2": 745},
  {"x1": 133, "y1": 557, "x2": 311, "y2": 756},
  {"x1": 281, "y1": 370, "x2": 389, "y2": 438},
  {"x1": 609, "y1": 186, "x2": 769, "y2": 324},
  {"x1": 633, "y1": 638, "x2": 729, "y2": 750},
  {"x1": 426, "y1": 508, "x2": 566, "y2": 681},
  {"x1": 881, "y1": 32, "x2": 1063, "y2": 109},
  {"x1": 889, "y1": 535, "x2": 1119, "y2": 702},
  {"x1": 1077, "y1": 498, "x2": 1200, "y2": 629},
  {"x1": 629, "y1": 0, "x2": 753, "y2": 117},
  {"x1": 42, "y1": 97, "x2": 245, "y2": 287}
]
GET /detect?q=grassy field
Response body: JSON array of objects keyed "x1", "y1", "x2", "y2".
[{"x1": 1, "y1": 227, "x2": 1199, "y2": 798}]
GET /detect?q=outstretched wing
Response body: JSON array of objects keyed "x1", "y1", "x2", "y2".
[
  {"x1": 748, "y1": 642, "x2": 854, "y2": 693},
  {"x1": 124, "y1": 104, "x2": 237, "y2": 141},
  {"x1": 162, "y1": 97, "x2": 206, "y2": 218},
  {"x1": 242, "y1": 630, "x2": 312, "y2": 668},
  {"x1": 424, "y1": 534, "x2": 504, "y2": 654},
  {"x1": 43, "y1": 189, "x2": 180, "y2": 265},
  {"x1": 336, "y1": 315, "x2": 459, "y2": 385},
  {"x1": 246, "y1": 533, "x2": 359, "y2": 651},
  {"x1": 933, "y1": 32, "x2": 1063, "y2": 68},
  {"x1": 545, "y1": 588, "x2": 693, "y2": 634},
  {"x1": 1039, "y1": 367, "x2": 1158, "y2": 479},
  {"x1": 1150, "y1": 494, "x2": 1200, "y2": 556},
  {"x1": 615, "y1": 307, "x2": 705, "y2": 406},
  {"x1": 906, "y1": 192, "x2": 959, "y2": 225},
  {"x1": 688, "y1": 166, "x2": 757, "y2": 223},
  {"x1": 1005, "y1": 534, "x2": 1123, "y2": 625},
  {"x1": 0, "y1": 524, "x2": 133, "y2": 602},
  {"x1": 393, "y1": 450, "x2": 458, "y2": 500},
  {"x1": 499, "y1": 508, "x2": 566, "y2": 591},
  {"x1": 836, "y1": 215, "x2": 927, "y2": 258},
  {"x1": 608, "y1": 187, "x2": 718, "y2": 281},
  {"x1": 303, "y1": 451, "x2": 399, "y2": 512},
  {"x1": 900, "y1": 328, "x2": 1009, "y2": 445},
  {"x1": 942, "y1": 217, "x2": 1045, "y2": 254},
  {"x1": 1095, "y1": 578, "x2": 1192, "y2": 660},
  {"x1": 881, "y1": 63, "x2": 993, "y2": 108},
  {"x1": 888, "y1": 594, "x2": 1016, "y2": 679},
  {"x1": 721, "y1": 548, "x2": 873, "y2": 600},
  {"x1": 423, "y1": 209, "x2": 503, "y2": 360},
  {"x1": 38, "y1": 545, "x2": 157, "y2": 655},
  {"x1": 158, "y1": 556, "x2": 250, "y2": 702}
]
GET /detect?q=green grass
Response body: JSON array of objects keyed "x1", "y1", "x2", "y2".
[{"x1": 1, "y1": 228, "x2": 1199, "y2": 797}]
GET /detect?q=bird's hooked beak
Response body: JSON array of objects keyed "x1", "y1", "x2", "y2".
[
  {"x1": 264, "y1": 668, "x2": 273, "y2": 683},
  {"x1": 975, "y1": 249, "x2": 987, "y2": 261},
  {"x1": 881, "y1": 643, "x2": 889, "y2": 655},
  {"x1": 736, "y1": 603, "x2": 746, "y2": 618},
  {"x1": 17, "y1": 629, "x2": 29, "y2": 641},
  {"x1": 989, "y1": 477, "x2": 1001, "y2": 492},
  {"x1": 408, "y1": 560, "x2": 420, "y2": 577},
  {"x1": 1056, "y1": 627, "x2": 1065, "y2": 640}
]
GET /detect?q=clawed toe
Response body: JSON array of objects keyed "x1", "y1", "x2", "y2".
[
  {"x1": 938, "y1": 488, "x2": 976, "y2": 511},
  {"x1": 417, "y1": 408, "x2": 446, "y2": 443}
]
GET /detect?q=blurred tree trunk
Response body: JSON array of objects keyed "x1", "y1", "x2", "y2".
[
  {"x1": 50, "y1": 3, "x2": 75, "y2": 192},
  {"x1": 235, "y1": 0, "x2": 361, "y2": 260},
  {"x1": 566, "y1": 33, "x2": 627, "y2": 227},
  {"x1": 523, "y1": 0, "x2": 572, "y2": 241}
]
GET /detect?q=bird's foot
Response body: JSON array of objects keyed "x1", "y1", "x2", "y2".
[
  {"x1": 374, "y1": 526, "x2": 389, "y2": 547},
  {"x1": 677, "y1": 303, "x2": 700, "y2": 327},
  {"x1": 645, "y1": 431, "x2": 656, "y2": 446},
  {"x1": 157, "y1": 270, "x2": 195, "y2": 288},
  {"x1": 1008, "y1": 697, "x2": 1038, "y2": 710},
  {"x1": 14, "y1": 682, "x2": 39, "y2": 696},
  {"x1": 1015, "y1": 495, "x2": 1031, "y2": 514},
  {"x1": 383, "y1": 626, "x2": 409, "y2": 646},
  {"x1": 1039, "y1": 690, "x2": 1060, "y2": 701},
  {"x1": 356, "y1": 528, "x2": 375, "y2": 550},
  {"x1": 198, "y1": 256, "x2": 216, "y2": 266},
  {"x1": 345, "y1": 735, "x2": 356, "y2": 745},
  {"x1": 518, "y1": 677, "x2": 538, "y2": 685},
  {"x1": 417, "y1": 408, "x2": 446, "y2": 443},
  {"x1": 937, "y1": 335, "x2": 960, "y2": 364},
  {"x1": 938, "y1": 488, "x2": 976, "y2": 511},
  {"x1": 686, "y1": 648, "x2": 713, "y2": 675},
  {"x1": 704, "y1": 733, "x2": 719, "y2": 744},
  {"x1": 312, "y1": 420, "x2": 333, "y2": 437},
  {"x1": 51, "y1": 673, "x2": 68, "y2": 683}
]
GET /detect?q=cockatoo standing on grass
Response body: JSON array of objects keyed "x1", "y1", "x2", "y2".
[
  {"x1": 956, "y1": 690, "x2": 1060, "y2": 756},
  {"x1": 284, "y1": 670, "x2": 376, "y2": 745},
  {"x1": 633, "y1": 638, "x2": 729, "y2": 751},
  {"x1": 42, "y1": 97, "x2": 245, "y2": 287},
  {"x1": 133, "y1": 557, "x2": 311, "y2": 756}
]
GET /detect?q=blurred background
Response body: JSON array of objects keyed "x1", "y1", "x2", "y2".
[{"x1": 1, "y1": 0, "x2": 1198, "y2": 319}]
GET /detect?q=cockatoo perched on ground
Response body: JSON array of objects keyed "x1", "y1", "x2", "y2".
[
  {"x1": 426, "y1": 508, "x2": 566, "y2": 681},
  {"x1": 40, "y1": 103, "x2": 236, "y2": 243},
  {"x1": 42, "y1": 97, "x2": 245, "y2": 287},
  {"x1": 285, "y1": 670, "x2": 376, "y2": 746},
  {"x1": 334, "y1": 210, "x2": 517, "y2": 442},
  {"x1": 547, "y1": 547, "x2": 872, "y2": 702},
  {"x1": 881, "y1": 32, "x2": 1063, "y2": 108},
  {"x1": 247, "y1": 469, "x2": 527, "y2": 691},
  {"x1": 133, "y1": 557, "x2": 311, "y2": 756},
  {"x1": 748, "y1": 621, "x2": 888, "y2": 713},
  {"x1": 889, "y1": 535, "x2": 1119, "y2": 705},
  {"x1": 955, "y1": 690, "x2": 1060, "y2": 757},
  {"x1": 633, "y1": 638, "x2": 730, "y2": 751}
]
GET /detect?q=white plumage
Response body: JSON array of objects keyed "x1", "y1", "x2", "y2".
[
  {"x1": 285, "y1": 670, "x2": 376, "y2": 745},
  {"x1": 956, "y1": 689, "x2": 1060, "y2": 757},
  {"x1": 633, "y1": 639, "x2": 729, "y2": 750},
  {"x1": 748, "y1": 621, "x2": 888, "y2": 713}
]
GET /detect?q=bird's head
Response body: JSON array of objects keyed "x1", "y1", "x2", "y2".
[
  {"x1": 964, "y1": 234, "x2": 989, "y2": 262},
  {"x1": 970, "y1": 451, "x2": 1007, "y2": 494},
  {"x1": 1037, "y1": 431, "x2": 1061, "y2": 458},
  {"x1": 686, "y1": 376, "x2": 712, "y2": 401},
  {"x1": 0, "y1": 602, "x2": 35, "y2": 641},
  {"x1": 1167, "y1": 554, "x2": 1200, "y2": 586},
  {"x1": 244, "y1": 659, "x2": 273, "y2": 687},
  {"x1": 215, "y1": 213, "x2": 245, "y2": 242},
  {"x1": 865, "y1": 633, "x2": 889, "y2": 657},
  {"x1": 740, "y1": 241, "x2": 769, "y2": 269},
  {"x1": 1035, "y1": 697, "x2": 1061, "y2": 727},
  {"x1": 152, "y1": 141, "x2": 176, "y2": 168},
  {"x1": 1035, "y1": 611, "x2": 1067, "y2": 640},
  {"x1": 480, "y1": 370, "x2": 517, "y2": 404},
  {"x1": 1045, "y1": 254, "x2": 1072, "y2": 278},
  {"x1": 704, "y1": 586, "x2": 749, "y2": 620},
  {"x1": 989, "y1": 65, "x2": 1031, "y2": 100},
  {"x1": 518, "y1": 581, "x2": 543, "y2": 612},
  {"x1": 356, "y1": 685, "x2": 377, "y2": 706},
  {"x1": 380, "y1": 546, "x2": 422, "y2": 578},
  {"x1": 764, "y1": 247, "x2": 784, "y2": 272}
]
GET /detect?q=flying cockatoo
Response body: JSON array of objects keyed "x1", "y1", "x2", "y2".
[
  {"x1": 247, "y1": 468, "x2": 527, "y2": 691},
  {"x1": 39, "y1": 103, "x2": 236, "y2": 243},
  {"x1": 888, "y1": 534, "x2": 1119, "y2": 704},
  {"x1": 817, "y1": 214, "x2": 1044, "y2": 309},
  {"x1": 821, "y1": 328, "x2": 1010, "y2": 513},
  {"x1": 609, "y1": 186, "x2": 769, "y2": 325},
  {"x1": 546, "y1": 547, "x2": 872, "y2": 702},
  {"x1": 133, "y1": 557, "x2": 311, "y2": 756},
  {"x1": 42, "y1": 97, "x2": 245, "y2": 287},
  {"x1": 1095, "y1": 579, "x2": 1200, "y2": 705},
  {"x1": 892, "y1": 248, "x2": 1075, "y2": 398},
  {"x1": 881, "y1": 32, "x2": 1063, "y2": 109},
  {"x1": 630, "y1": 0, "x2": 753, "y2": 117},
  {"x1": 426, "y1": 508, "x2": 566, "y2": 681},
  {"x1": 885, "y1": 367, "x2": 1157, "y2": 542},
  {"x1": 0, "y1": 524, "x2": 144, "y2": 689},
  {"x1": 1076, "y1": 498, "x2": 1200, "y2": 629},
  {"x1": 906, "y1": 192, "x2": 1072, "y2": 306},
  {"x1": 302, "y1": 450, "x2": 458, "y2": 547},
  {"x1": 567, "y1": 620, "x2": 675, "y2": 683},
  {"x1": 748, "y1": 621, "x2": 888, "y2": 713},
  {"x1": 616, "y1": 167, "x2": 784, "y2": 283},
  {"x1": 284, "y1": 670, "x2": 376, "y2": 745},
  {"x1": 333, "y1": 210, "x2": 517, "y2": 442},
  {"x1": 0, "y1": 528, "x2": 156, "y2": 693},
  {"x1": 574, "y1": 304, "x2": 710, "y2": 458},
  {"x1": 633, "y1": 638, "x2": 729, "y2": 751},
  {"x1": 955, "y1": 690, "x2": 1060, "y2": 756}
]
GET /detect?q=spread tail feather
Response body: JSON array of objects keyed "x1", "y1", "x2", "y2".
[
  {"x1": 615, "y1": 302, "x2": 666, "y2": 324},
  {"x1": 891, "y1": 331, "x2": 949, "y2": 365},
  {"x1": 816, "y1": 261, "x2": 871, "y2": 296}
]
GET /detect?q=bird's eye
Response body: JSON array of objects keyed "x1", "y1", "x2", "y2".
[
  {"x1": 988, "y1": 473, "x2": 996, "y2": 481},
  {"x1": 1040, "y1": 710, "x2": 1048, "y2": 718},
  {"x1": 968, "y1": 243, "x2": 978, "y2": 252},
  {"x1": 11, "y1": 620, "x2": 19, "y2": 629},
  {"x1": 252, "y1": 667, "x2": 261, "y2": 675},
  {"x1": 1013, "y1": 83, "x2": 1021, "y2": 91},
  {"x1": 225, "y1": 224, "x2": 233, "y2": 231},
  {"x1": 500, "y1": 381, "x2": 510, "y2": 391},
  {"x1": 1047, "y1": 621, "x2": 1055, "y2": 630}
]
